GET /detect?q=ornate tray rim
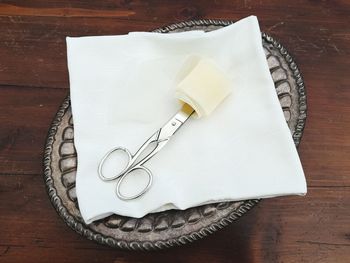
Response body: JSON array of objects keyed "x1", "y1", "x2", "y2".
[{"x1": 43, "y1": 19, "x2": 307, "y2": 250}]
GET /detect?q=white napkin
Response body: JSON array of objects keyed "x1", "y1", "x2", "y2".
[{"x1": 66, "y1": 16, "x2": 307, "y2": 224}]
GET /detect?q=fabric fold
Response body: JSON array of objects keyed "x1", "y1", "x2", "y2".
[{"x1": 66, "y1": 16, "x2": 306, "y2": 224}]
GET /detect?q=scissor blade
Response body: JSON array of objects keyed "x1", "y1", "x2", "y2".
[
  {"x1": 132, "y1": 104, "x2": 194, "y2": 167},
  {"x1": 176, "y1": 103, "x2": 195, "y2": 123},
  {"x1": 157, "y1": 104, "x2": 194, "y2": 141}
]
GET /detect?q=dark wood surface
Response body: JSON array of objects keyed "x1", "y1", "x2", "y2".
[{"x1": 0, "y1": 1, "x2": 349, "y2": 262}]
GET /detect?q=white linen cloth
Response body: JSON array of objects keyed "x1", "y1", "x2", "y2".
[{"x1": 66, "y1": 16, "x2": 307, "y2": 224}]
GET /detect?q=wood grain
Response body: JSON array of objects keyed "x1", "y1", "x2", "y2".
[
  {"x1": 0, "y1": 1, "x2": 349, "y2": 262},
  {"x1": 1, "y1": 174, "x2": 349, "y2": 263},
  {"x1": 0, "y1": 86, "x2": 66, "y2": 175}
]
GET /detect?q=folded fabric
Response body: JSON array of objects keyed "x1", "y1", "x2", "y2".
[
  {"x1": 175, "y1": 58, "x2": 232, "y2": 118},
  {"x1": 66, "y1": 16, "x2": 307, "y2": 224}
]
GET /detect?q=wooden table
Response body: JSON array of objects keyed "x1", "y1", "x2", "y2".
[{"x1": 0, "y1": 1, "x2": 349, "y2": 262}]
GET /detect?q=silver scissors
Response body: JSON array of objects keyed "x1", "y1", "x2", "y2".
[{"x1": 98, "y1": 104, "x2": 194, "y2": 201}]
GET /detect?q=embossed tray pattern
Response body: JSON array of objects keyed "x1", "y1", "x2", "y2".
[{"x1": 43, "y1": 19, "x2": 307, "y2": 250}]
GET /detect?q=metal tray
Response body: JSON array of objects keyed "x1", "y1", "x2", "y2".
[{"x1": 43, "y1": 19, "x2": 307, "y2": 250}]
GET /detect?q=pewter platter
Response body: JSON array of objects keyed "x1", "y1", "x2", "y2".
[{"x1": 43, "y1": 19, "x2": 307, "y2": 250}]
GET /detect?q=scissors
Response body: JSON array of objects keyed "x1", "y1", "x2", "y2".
[{"x1": 98, "y1": 104, "x2": 194, "y2": 201}]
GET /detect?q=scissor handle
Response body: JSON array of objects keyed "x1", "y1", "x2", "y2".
[
  {"x1": 98, "y1": 147, "x2": 133, "y2": 181},
  {"x1": 116, "y1": 166, "x2": 153, "y2": 200}
]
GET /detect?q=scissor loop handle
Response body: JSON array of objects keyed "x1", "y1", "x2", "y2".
[
  {"x1": 98, "y1": 147, "x2": 133, "y2": 181},
  {"x1": 116, "y1": 166, "x2": 153, "y2": 200}
]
